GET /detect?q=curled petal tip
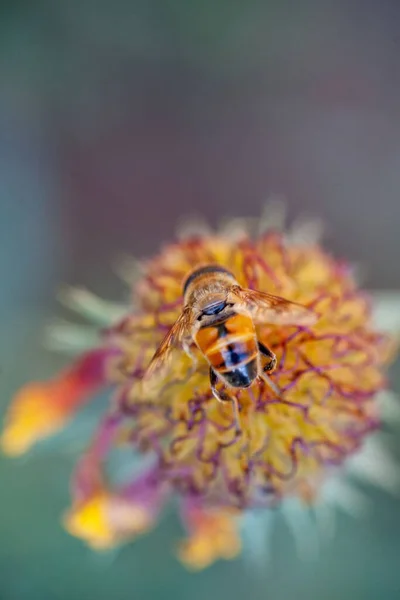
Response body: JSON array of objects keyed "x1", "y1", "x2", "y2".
[
  {"x1": 1, "y1": 349, "x2": 112, "y2": 456},
  {"x1": 178, "y1": 507, "x2": 241, "y2": 570},
  {"x1": 64, "y1": 491, "x2": 154, "y2": 550},
  {"x1": 1, "y1": 381, "x2": 71, "y2": 456}
]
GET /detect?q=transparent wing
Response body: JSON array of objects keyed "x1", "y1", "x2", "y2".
[
  {"x1": 142, "y1": 307, "x2": 194, "y2": 393},
  {"x1": 229, "y1": 285, "x2": 317, "y2": 326}
]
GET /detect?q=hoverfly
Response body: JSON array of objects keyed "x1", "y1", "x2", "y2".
[{"x1": 143, "y1": 265, "x2": 317, "y2": 433}]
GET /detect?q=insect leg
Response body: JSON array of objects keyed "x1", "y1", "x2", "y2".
[
  {"x1": 182, "y1": 339, "x2": 198, "y2": 376},
  {"x1": 258, "y1": 341, "x2": 277, "y2": 373},
  {"x1": 209, "y1": 368, "x2": 241, "y2": 435},
  {"x1": 258, "y1": 342, "x2": 280, "y2": 396}
]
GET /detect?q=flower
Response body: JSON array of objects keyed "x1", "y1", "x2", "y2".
[
  {"x1": 1, "y1": 349, "x2": 113, "y2": 456},
  {"x1": 64, "y1": 464, "x2": 166, "y2": 550},
  {"x1": 177, "y1": 502, "x2": 242, "y2": 570},
  {"x1": 64, "y1": 490, "x2": 151, "y2": 550},
  {"x1": 1, "y1": 209, "x2": 398, "y2": 568}
]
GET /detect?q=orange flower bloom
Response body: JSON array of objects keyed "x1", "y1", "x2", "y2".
[{"x1": 1, "y1": 211, "x2": 397, "y2": 568}]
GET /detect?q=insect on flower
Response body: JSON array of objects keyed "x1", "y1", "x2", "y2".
[
  {"x1": 1, "y1": 207, "x2": 398, "y2": 570},
  {"x1": 143, "y1": 264, "x2": 318, "y2": 434}
]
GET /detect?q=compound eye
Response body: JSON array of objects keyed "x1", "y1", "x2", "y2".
[{"x1": 201, "y1": 301, "x2": 227, "y2": 316}]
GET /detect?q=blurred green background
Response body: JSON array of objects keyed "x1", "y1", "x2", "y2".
[{"x1": 1, "y1": 1, "x2": 400, "y2": 598}]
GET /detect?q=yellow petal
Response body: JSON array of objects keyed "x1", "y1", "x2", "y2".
[
  {"x1": 64, "y1": 491, "x2": 153, "y2": 550},
  {"x1": 177, "y1": 510, "x2": 241, "y2": 570},
  {"x1": 1, "y1": 381, "x2": 71, "y2": 456}
]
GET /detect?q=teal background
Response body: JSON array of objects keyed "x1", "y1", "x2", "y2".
[{"x1": 1, "y1": 2, "x2": 400, "y2": 599}]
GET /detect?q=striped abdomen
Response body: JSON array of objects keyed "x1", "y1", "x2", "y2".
[{"x1": 194, "y1": 312, "x2": 259, "y2": 388}]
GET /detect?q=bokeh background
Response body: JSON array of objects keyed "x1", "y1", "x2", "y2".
[{"x1": 1, "y1": 1, "x2": 400, "y2": 598}]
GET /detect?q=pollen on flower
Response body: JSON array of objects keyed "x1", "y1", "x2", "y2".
[{"x1": 1, "y1": 212, "x2": 397, "y2": 569}]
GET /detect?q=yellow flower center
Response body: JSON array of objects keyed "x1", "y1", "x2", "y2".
[{"x1": 113, "y1": 234, "x2": 390, "y2": 506}]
